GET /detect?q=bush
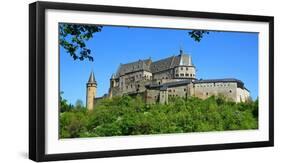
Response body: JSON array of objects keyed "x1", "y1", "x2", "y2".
[{"x1": 59, "y1": 95, "x2": 259, "y2": 138}]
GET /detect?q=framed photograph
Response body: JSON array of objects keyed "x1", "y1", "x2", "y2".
[{"x1": 29, "y1": 1, "x2": 274, "y2": 162}]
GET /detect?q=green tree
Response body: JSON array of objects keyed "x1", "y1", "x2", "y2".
[
  {"x1": 75, "y1": 99, "x2": 84, "y2": 110},
  {"x1": 60, "y1": 92, "x2": 72, "y2": 112},
  {"x1": 60, "y1": 95, "x2": 258, "y2": 138},
  {"x1": 188, "y1": 30, "x2": 209, "y2": 42},
  {"x1": 59, "y1": 23, "x2": 102, "y2": 61}
]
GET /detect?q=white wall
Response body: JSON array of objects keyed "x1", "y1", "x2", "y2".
[{"x1": 0, "y1": 0, "x2": 280, "y2": 163}]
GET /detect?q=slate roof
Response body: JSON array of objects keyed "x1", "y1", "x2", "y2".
[
  {"x1": 193, "y1": 78, "x2": 244, "y2": 84},
  {"x1": 115, "y1": 50, "x2": 193, "y2": 77},
  {"x1": 88, "y1": 71, "x2": 97, "y2": 83},
  {"x1": 116, "y1": 59, "x2": 152, "y2": 77}
]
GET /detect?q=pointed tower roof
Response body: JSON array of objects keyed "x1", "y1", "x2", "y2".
[
  {"x1": 178, "y1": 48, "x2": 193, "y2": 66},
  {"x1": 179, "y1": 47, "x2": 184, "y2": 55},
  {"x1": 88, "y1": 71, "x2": 97, "y2": 84},
  {"x1": 110, "y1": 73, "x2": 115, "y2": 79}
]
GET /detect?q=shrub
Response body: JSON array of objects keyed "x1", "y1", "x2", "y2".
[{"x1": 59, "y1": 95, "x2": 258, "y2": 138}]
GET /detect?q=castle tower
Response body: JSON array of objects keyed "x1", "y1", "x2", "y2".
[
  {"x1": 108, "y1": 74, "x2": 116, "y2": 99},
  {"x1": 86, "y1": 71, "x2": 97, "y2": 111},
  {"x1": 175, "y1": 48, "x2": 197, "y2": 80}
]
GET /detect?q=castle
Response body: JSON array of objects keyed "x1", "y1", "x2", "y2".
[{"x1": 86, "y1": 49, "x2": 250, "y2": 110}]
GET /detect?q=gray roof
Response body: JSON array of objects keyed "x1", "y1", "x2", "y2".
[
  {"x1": 88, "y1": 71, "x2": 97, "y2": 83},
  {"x1": 193, "y1": 78, "x2": 244, "y2": 84},
  {"x1": 150, "y1": 53, "x2": 193, "y2": 73},
  {"x1": 115, "y1": 50, "x2": 193, "y2": 77},
  {"x1": 116, "y1": 59, "x2": 151, "y2": 77}
]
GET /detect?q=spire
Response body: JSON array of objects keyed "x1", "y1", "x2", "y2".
[
  {"x1": 88, "y1": 71, "x2": 96, "y2": 84},
  {"x1": 179, "y1": 48, "x2": 183, "y2": 55},
  {"x1": 179, "y1": 44, "x2": 184, "y2": 55},
  {"x1": 111, "y1": 73, "x2": 115, "y2": 79}
]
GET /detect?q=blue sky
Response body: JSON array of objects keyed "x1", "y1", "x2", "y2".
[{"x1": 60, "y1": 25, "x2": 258, "y2": 105}]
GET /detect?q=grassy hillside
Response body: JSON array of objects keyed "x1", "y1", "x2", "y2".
[{"x1": 59, "y1": 95, "x2": 258, "y2": 138}]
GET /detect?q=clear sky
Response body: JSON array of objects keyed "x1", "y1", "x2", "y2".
[{"x1": 60, "y1": 25, "x2": 258, "y2": 105}]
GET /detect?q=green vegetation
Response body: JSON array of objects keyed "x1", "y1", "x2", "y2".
[{"x1": 59, "y1": 95, "x2": 258, "y2": 138}]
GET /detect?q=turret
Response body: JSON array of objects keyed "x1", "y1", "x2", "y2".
[
  {"x1": 108, "y1": 73, "x2": 116, "y2": 98},
  {"x1": 86, "y1": 71, "x2": 97, "y2": 111},
  {"x1": 174, "y1": 48, "x2": 196, "y2": 80}
]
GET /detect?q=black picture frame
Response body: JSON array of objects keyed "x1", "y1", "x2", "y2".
[{"x1": 29, "y1": 1, "x2": 274, "y2": 162}]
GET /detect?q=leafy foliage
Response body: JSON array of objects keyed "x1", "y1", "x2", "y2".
[
  {"x1": 59, "y1": 23, "x2": 102, "y2": 61},
  {"x1": 59, "y1": 95, "x2": 258, "y2": 138},
  {"x1": 188, "y1": 30, "x2": 210, "y2": 42},
  {"x1": 60, "y1": 92, "x2": 74, "y2": 112}
]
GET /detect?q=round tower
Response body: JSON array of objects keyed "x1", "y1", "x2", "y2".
[
  {"x1": 108, "y1": 74, "x2": 116, "y2": 98},
  {"x1": 86, "y1": 71, "x2": 97, "y2": 111},
  {"x1": 174, "y1": 48, "x2": 196, "y2": 80}
]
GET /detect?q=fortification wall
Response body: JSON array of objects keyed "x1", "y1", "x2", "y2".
[
  {"x1": 193, "y1": 82, "x2": 238, "y2": 101},
  {"x1": 236, "y1": 87, "x2": 250, "y2": 102}
]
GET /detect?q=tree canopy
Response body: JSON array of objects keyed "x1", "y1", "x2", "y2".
[
  {"x1": 60, "y1": 95, "x2": 258, "y2": 138},
  {"x1": 59, "y1": 23, "x2": 102, "y2": 61}
]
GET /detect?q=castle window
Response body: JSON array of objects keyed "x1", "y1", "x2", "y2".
[
  {"x1": 166, "y1": 77, "x2": 168, "y2": 79},
  {"x1": 206, "y1": 92, "x2": 209, "y2": 96},
  {"x1": 229, "y1": 90, "x2": 232, "y2": 93},
  {"x1": 185, "y1": 73, "x2": 188, "y2": 76},
  {"x1": 181, "y1": 67, "x2": 183, "y2": 70},
  {"x1": 168, "y1": 90, "x2": 171, "y2": 92},
  {"x1": 176, "y1": 74, "x2": 179, "y2": 77},
  {"x1": 180, "y1": 73, "x2": 184, "y2": 76},
  {"x1": 184, "y1": 88, "x2": 186, "y2": 92},
  {"x1": 173, "y1": 90, "x2": 175, "y2": 92},
  {"x1": 186, "y1": 67, "x2": 188, "y2": 70}
]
